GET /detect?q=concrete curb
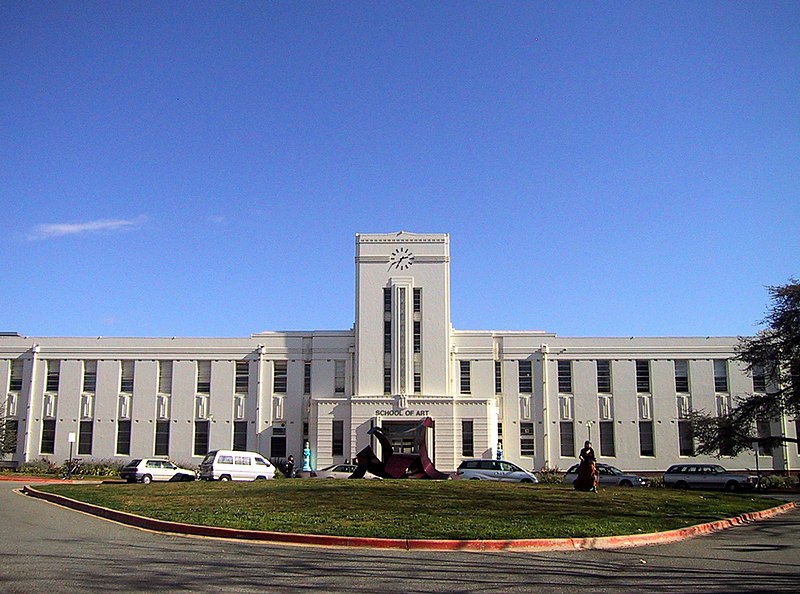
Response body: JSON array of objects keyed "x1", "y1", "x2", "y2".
[{"x1": 21, "y1": 485, "x2": 797, "y2": 552}]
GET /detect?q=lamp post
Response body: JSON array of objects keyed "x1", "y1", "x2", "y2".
[{"x1": 67, "y1": 432, "x2": 76, "y2": 480}]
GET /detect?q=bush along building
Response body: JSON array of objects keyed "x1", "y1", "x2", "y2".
[{"x1": 1, "y1": 232, "x2": 797, "y2": 474}]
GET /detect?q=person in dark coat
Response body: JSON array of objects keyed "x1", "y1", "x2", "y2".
[
  {"x1": 573, "y1": 441, "x2": 598, "y2": 492},
  {"x1": 285, "y1": 455, "x2": 295, "y2": 478}
]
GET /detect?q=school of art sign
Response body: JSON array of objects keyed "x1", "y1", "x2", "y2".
[{"x1": 374, "y1": 409, "x2": 431, "y2": 417}]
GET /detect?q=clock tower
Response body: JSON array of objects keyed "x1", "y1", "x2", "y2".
[{"x1": 354, "y1": 232, "x2": 451, "y2": 398}]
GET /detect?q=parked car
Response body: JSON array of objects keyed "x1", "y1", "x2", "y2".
[
  {"x1": 663, "y1": 463, "x2": 758, "y2": 492},
  {"x1": 120, "y1": 459, "x2": 196, "y2": 484},
  {"x1": 563, "y1": 463, "x2": 649, "y2": 487},
  {"x1": 312, "y1": 463, "x2": 381, "y2": 479},
  {"x1": 455, "y1": 459, "x2": 539, "y2": 483},
  {"x1": 199, "y1": 450, "x2": 276, "y2": 481}
]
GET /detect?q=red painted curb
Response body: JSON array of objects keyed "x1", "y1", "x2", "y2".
[{"x1": 21, "y1": 485, "x2": 797, "y2": 551}]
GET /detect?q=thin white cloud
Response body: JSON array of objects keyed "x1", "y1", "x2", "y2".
[{"x1": 28, "y1": 216, "x2": 145, "y2": 240}]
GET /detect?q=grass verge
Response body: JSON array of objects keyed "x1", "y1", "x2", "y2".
[{"x1": 37, "y1": 481, "x2": 781, "y2": 540}]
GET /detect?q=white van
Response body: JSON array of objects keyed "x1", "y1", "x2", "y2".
[{"x1": 199, "y1": 450, "x2": 276, "y2": 481}]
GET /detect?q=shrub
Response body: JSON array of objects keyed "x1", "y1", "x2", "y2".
[
  {"x1": 647, "y1": 476, "x2": 665, "y2": 489},
  {"x1": 18, "y1": 459, "x2": 58, "y2": 475},
  {"x1": 536, "y1": 466, "x2": 564, "y2": 485}
]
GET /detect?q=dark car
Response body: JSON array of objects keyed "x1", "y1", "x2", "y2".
[{"x1": 563, "y1": 463, "x2": 649, "y2": 487}]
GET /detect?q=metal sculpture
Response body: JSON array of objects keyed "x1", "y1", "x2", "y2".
[{"x1": 350, "y1": 416, "x2": 449, "y2": 479}]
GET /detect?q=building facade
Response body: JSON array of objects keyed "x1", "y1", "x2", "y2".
[{"x1": 1, "y1": 232, "x2": 797, "y2": 473}]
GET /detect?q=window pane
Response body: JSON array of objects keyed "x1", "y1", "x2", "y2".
[
  {"x1": 332, "y1": 420, "x2": 344, "y2": 456},
  {"x1": 596, "y1": 360, "x2": 611, "y2": 393},
  {"x1": 461, "y1": 420, "x2": 474, "y2": 457},
  {"x1": 116, "y1": 420, "x2": 131, "y2": 455},
  {"x1": 155, "y1": 420, "x2": 170, "y2": 456},
  {"x1": 599, "y1": 421, "x2": 615, "y2": 457},
  {"x1": 559, "y1": 421, "x2": 574, "y2": 458},
  {"x1": 639, "y1": 421, "x2": 654, "y2": 456},
  {"x1": 636, "y1": 360, "x2": 650, "y2": 393},
  {"x1": 558, "y1": 360, "x2": 572, "y2": 393},
  {"x1": 518, "y1": 361, "x2": 532, "y2": 393},
  {"x1": 520, "y1": 422, "x2": 534, "y2": 456},
  {"x1": 78, "y1": 420, "x2": 93, "y2": 455}
]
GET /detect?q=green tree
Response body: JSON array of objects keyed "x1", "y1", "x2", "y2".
[
  {"x1": 690, "y1": 279, "x2": 800, "y2": 456},
  {"x1": 0, "y1": 399, "x2": 15, "y2": 455}
]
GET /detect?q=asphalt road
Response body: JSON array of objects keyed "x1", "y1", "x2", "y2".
[{"x1": 1, "y1": 481, "x2": 798, "y2": 593}]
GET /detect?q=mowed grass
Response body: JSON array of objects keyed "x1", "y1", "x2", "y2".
[{"x1": 37, "y1": 480, "x2": 779, "y2": 540}]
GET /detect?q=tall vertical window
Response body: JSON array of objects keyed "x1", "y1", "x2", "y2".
[
  {"x1": 116, "y1": 420, "x2": 131, "y2": 455},
  {"x1": 752, "y1": 365, "x2": 766, "y2": 393},
  {"x1": 194, "y1": 420, "x2": 210, "y2": 456},
  {"x1": 413, "y1": 361, "x2": 421, "y2": 394},
  {"x1": 384, "y1": 320, "x2": 392, "y2": 354},
  {"x1": 78, "y1": 420, "x2": 93, "y2": 455},
  {"x1": 158, "y1": 360, "x2": 172, "y2": 393},
  {"x1": 196, "y1": 361, "x2": 211, "y2": 394},
  {"x1": 520, "y1": 423, "x2": 535, "y2": 456},
  {"x1": 2, "y1": 420, "x2": 18, "y2": 454},
  {"x1": 756, "y1": 420, "x2": 773, "y2": 456},
  {"x1": 495, "y1": 361, "x2": 502, "y2": 394},
  {"x1": 274, "y1": 361, "x2": 287, "y2": 393},
  {"x1": 461, "y1": 420, "x2": 474, "y2": 457},
  {"x1": 83, "y1": 361, "x2": 97, "y2": 392},
  {"x1": 460, "y1": 361, "x2": 471, "y2": 394},
  {"x1": 271, "y1": 427, "x2": 287, "y2": 458},
  {"x1": 120, "y1": 360, "x2": 134, "y2": 393},
  {"x1": 413, "y1": 288, "x2": 421, "y2": 312},
  {"x1": 560, "y1": 421, "x2": 575, "y2": 458},
  {"x1": 155, "y1": 421, "x2": 170, "y2": 456},
  {"x1": 674, "y1": 360, "x2": 689, "y2": 393},
  {"x1": 639, "y1": 421, "x2": 654, "y2": 456},
  {"x1": 518, "y1": 360, "x2": 532, "y2": 393},
  {"x1": 557, "y1": 360, "x2": 572, "y2": 393},
  {"x1": 596, "y1": 360, "x2": 611, "y2": 393},
  {"x1": 9, "y1": 359, "x2": 24, "y2": 392},
  {"x1": 383, "y1": 287, "x2": 392, "y2": 313},
  {"x1": 304, "y1": 362, "x2": 312, "y2": 395},
  {"x1": 332, "y1": 420, "x2": 344, "y2": 457},
  {"x1": 599, "y1": 421, "x2": 615, "y2": 457},
  {"x1": 413, "y1": 321, "x2": 421, "y2": 353},
  {"x1": 334, "y1": 360, "x2": 345, "y2": 394},
  {"x1": 636, "y1": 360, "x2": 651, "y2": 393},
  {"x1": 233, "y1": 420, "x2": 248, "y2": 451},
  {"x1": 235, "y1": 361, "x2": 249, "y2": 393},
  {"x1": 41, "y1": 419, "x2": 56, "y2": 454},
  {"x1": 678, "y1": 421, "x2": 694, "y2": 456},
  {"x1": 714, "y1": 359, "x2": 729, "y2": 392},
  {"x1": 46, "y1": 360, "x2": 60, "y2": 392},
  {"x1": 384, "y1": 366, "x2": 391, "y2": 394}
]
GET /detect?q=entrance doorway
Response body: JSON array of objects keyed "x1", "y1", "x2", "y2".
[{"x1": 380, "y1": 421, "x2": 421, "y2": 454}]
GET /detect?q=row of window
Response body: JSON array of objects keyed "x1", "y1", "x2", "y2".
[{"x1": 458, "y1": 359, "x2": 766, "y2": 395}]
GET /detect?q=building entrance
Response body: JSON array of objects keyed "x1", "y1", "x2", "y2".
[{"x1": 380, "y1": 421, "x2": 422, "y2": 454}]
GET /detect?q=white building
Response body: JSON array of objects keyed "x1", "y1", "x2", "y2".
[{"x1": 1, "y1": 232, "x2": 797, "y2": 473}]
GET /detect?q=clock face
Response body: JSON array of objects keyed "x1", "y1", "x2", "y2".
[{"x1": 388, "y1": 247, "x2": 414, "y2": 271}]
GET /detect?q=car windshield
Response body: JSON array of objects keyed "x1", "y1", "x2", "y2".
[{"x1": 605, "y1": 466, "x2": 623, "y2": 475}]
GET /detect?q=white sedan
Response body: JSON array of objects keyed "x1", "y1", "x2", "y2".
[{"x1": 313, "y1": 464, "x2": 381, "y2": 479}]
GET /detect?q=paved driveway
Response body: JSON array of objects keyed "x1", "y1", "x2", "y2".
[{"x1": 1, "y1": 481, "x2": 798, "y2": 593}]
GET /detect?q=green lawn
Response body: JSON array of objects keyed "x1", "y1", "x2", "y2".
[{"x1": 37, "y1": 480, "x2": 780, "y2": 540}]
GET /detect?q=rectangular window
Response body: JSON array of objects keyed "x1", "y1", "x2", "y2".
[
  {"x1": 678, "y1": 421, "x2": 694, "y2": 456},
  {"x1": 120, "y1": 360, "x2": 134, "y2": 393},
  {"x1": 557, "y1": 360, "x2": 572, "y2": 393},
  {"x1": 636, "y1": 360, "x2": 651, "y2": 393},
  {"x1": 83, "y1": 361, "x2": 97, "y2": 392},
  {"x1": 596, "y1": 360, "x2": 611, "y2": 393},
  {"x1": 155, "y1": 421, "x2": 170, "y2": 456},
  {"x1": 235, "y1": 361, "x2": 249, "y2": 393},
  {"x1": 46, "y1": 360, "x2": 60, "y2": 392},
  {"x1": 158, "y1": 360, "x2": 172, "y2": 393},
  {"x1": 334, "y1": 360, "x2": 345, "y2": 394},
  {"x1": 9, "y1": 359, "x2": 24, "y2": 392},
  {"x1": 271, "y1": 427, "x2": 287, "y2": 458},
  {"x1": 194, "y1": 420, "x2": 210, "y2": 456},
  {"x1": 413, "y1": 361, "x2": 421, "y2": 394},
  {"x1": 41, "y1": 419, "x2": 56, "y2": 454},
  {"x1": 495, "y1": 361, "x2": 502, "y2": 394},
  {"x1": 520, "y1": 422, "x2": 535, "y2": 456},
  {"x1": 560, "y1": 421, "x2": 575, "y2": 458},
  {"x1": 413, "y1": 321, "x2": 421, "y2": 353},
  {"x1": 639, "y1": 421, "x2": 654, "y2": 456},
  {"x1": 460, "y1": 360, "x2": 471, "y2": 394},
  {"x1": 599, "y1": 421, "x2": 615, "y2": 457},
  {"x1": 274, "y1": 361, "x2": 287, "y2": 393},
  {"x1": 2, "y1": 420, "x2": 18, "y2": 453},
  {"x1": 233, "y1": 420, "x2": 248, "y2": 451},
  {"x1": 78, "y1": 420, "x2": 93, "y2": 455},
  {"x1": 461, "y1": 420, "x2": 474, "y2": 457},
  {"x1": 674, "y1": 360, "x2": 689, "y2": 393},
  {"x1": 714, "y1": 359, "x2": 729, "y2": 392},
  {"x1": 332, "y1": 420, "x2": 344, "y2": 457},
  {"x1": 752, "y1": 365, "x2": 766, "y2": 393},
  {"x1": 518, "y1": 360, "x2": 532, "y2": 393},
  {"x1": 383, "y1": 287, "x2": 392, "y2": 313},
  {"x1": 196, "y1": 360, "x2": 211, "y2": 394},
  {"x1": 413, "y1": 288, "x2": 421, "y2": 312},
  {"x1": 304, "y1": 362, "x2": 312, "y2": 395},
  {"x1": 384, "y1": 366, "x2": 391, "y2": 394},
  {"x1": 384, "y1": 320, "x2": 392, "y2": 354},
  {"x1": 757, "y1": 420, "x2": 773, "y2": 456},
  {"x1": 116, "y1": 420, "x2": 131, "y2": 455}
]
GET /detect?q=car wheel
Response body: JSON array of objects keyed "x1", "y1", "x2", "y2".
[
  {"x1": 725, "y1": 480, "x2": 740, "y2": 492},
  {"x1": 675, "y1": 481, "x2": 689, "y2": 490},
  {"x1": 520, "y1": 478, "x2": 533, "y2": 483},
  {"x1": 469, "y1": 477, "x2": 481, "y2": 480},
  {"x1": 141, "y1": 474, "x2": 152, "y2": 484},
  {"x1": 219, "y1": 475, "x2": 231, "y2": 482},
  {"x1": 619, "y1": 480, "x2": 632, "y2": 487}
]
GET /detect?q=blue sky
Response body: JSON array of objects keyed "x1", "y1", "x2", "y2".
[{"x1": 1, "y1": 2, "x2": 798, "y2": 338}]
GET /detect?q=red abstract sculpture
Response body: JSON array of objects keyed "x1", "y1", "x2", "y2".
[{"x1": 351, "y1": 417, "x2": 449, "y2": 479}]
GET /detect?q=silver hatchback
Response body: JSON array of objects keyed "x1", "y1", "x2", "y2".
[{"x1": 456, "y1": 459, "x2": 539, "y2": 483}]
